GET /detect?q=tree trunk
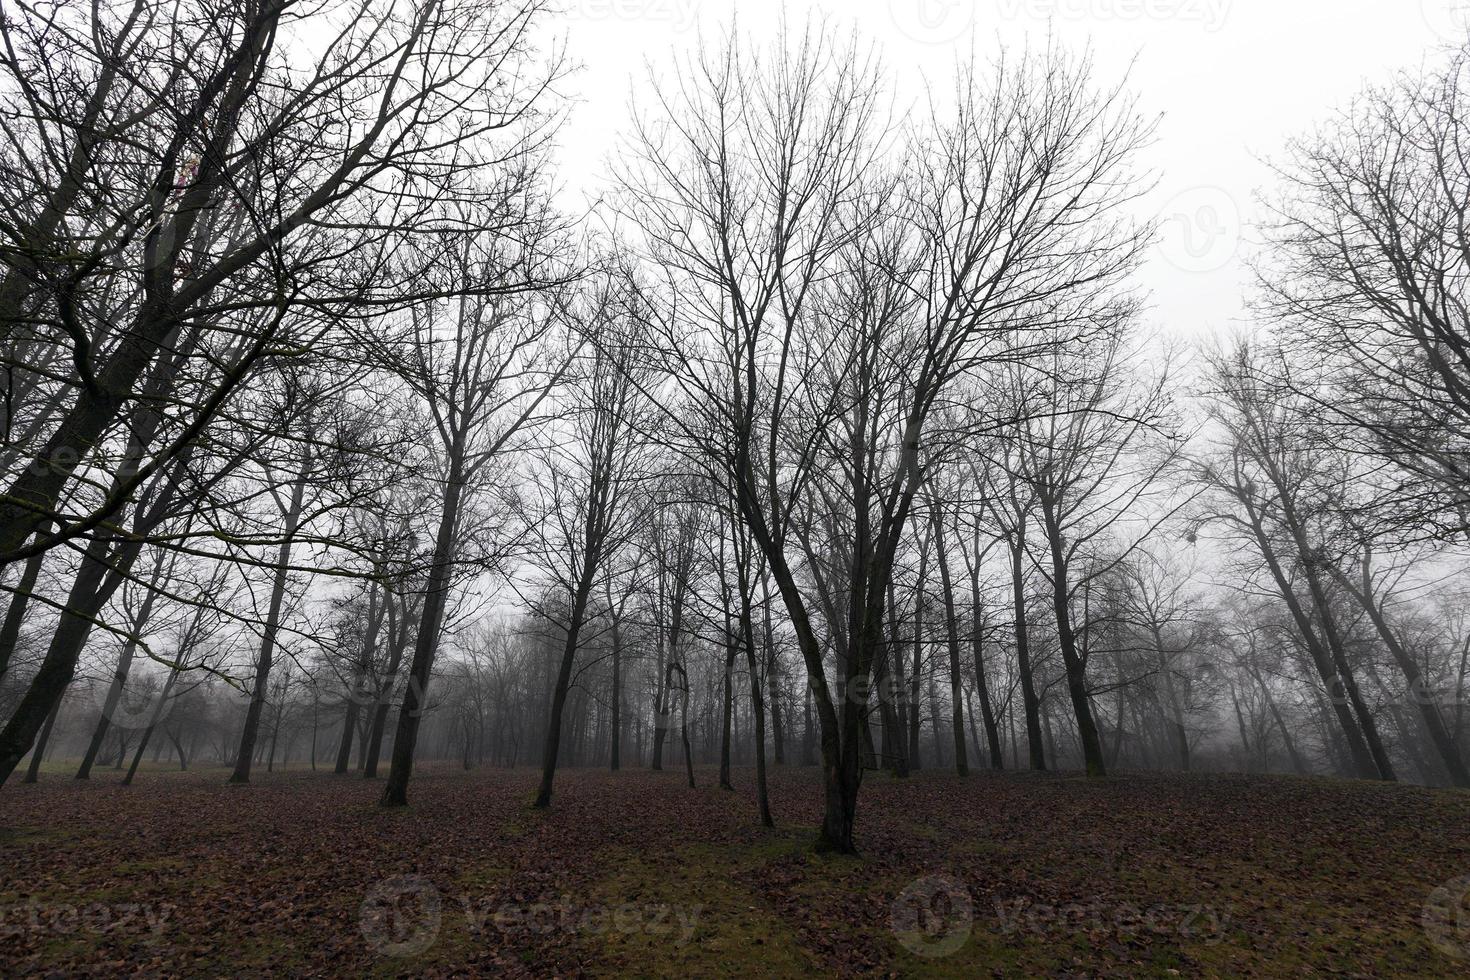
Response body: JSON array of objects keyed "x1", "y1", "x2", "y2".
[
  {"x1": 78, "y1": 573, "x2": 165, "y2": 780},
  {"x1": 738, "y1": 546, "x2": 773, "y2": 826},
  {"x1": 168, "y1": 730, "x2": 188, "y2": 770},
  {"x1": 0, "y1": 535, "x2": 47, "y2": 683},
  {"x1": 908, "y1": 552, "x2": 925, "y2": 770},
  {"x1": 229, "y1": 436, "x2": 311, "y2": 785},
  {"x1": 610, "y1": 613, "x2": 622, "y2": 771},
  {"x1": 933, "y1": 511, "x2": 969, "y2": 776},
  {"x1": 0, "y1": 319, "x2": 198, "y2": 785},
  {"x1": 1334, "y1": 558, "x2": 1468, "y2": 787},
  {"x1": 336, "y1": 579, "x2": 381, "y2": 774},
  {"x1": 1040, "y1": 506, "x2": 1106, "y2": 777},
  {"x1": 761, "y1": 573, "x2": 785, "y2": 765},
  {"x1": 1009, "y1": 532, "x2": 1046, "y2": 770},
  {"x1": 1153, "y1": 638, "x2": 1190, "y2": 772},
  {"x1": 717, "y1": 541, "x2": 738, "y2": 790},
  {"x1": 718, "y1": 632, "x2": 737, "y2": 790},
  {"x1": 123, "y1": 664, "x2": 181, "y2": 786},
  {"x1": 266, "y1": 684, "x2": 286, "y2": 773},
  {"x1": 363, "y1": 595, "x2": 411, "y2": 778},
  {"x1": 22, "y1": 692, "x2": 64, "y2": 783},
  {"x1": 1243, "y1": 506, "x2": 1381, "y2": 780},
  {"x1": 887, "y1": 581, "x2": 910, "y2": 776},
  {"x1": 651, "y1": 606, "x2": 668, "y2": 771},
  {"x1": 380, "y1": 449, "x2": 466, "y2": 807},
  {"x1": 0, "y1": 536, "x2": 138, "y2": 786},
  {"x1": 968, "y1": 562, "x2": 1003, "y2": 769},
  {"x1": 1256, "y1": 670, "x2": 1307, "y2": 776},
  {"x1": 671, "y1": 663, "x2": 696, "y2": 789},
  {"x1": 802, "y1": 680, "x2": 815, "y2": 766},
  {"x1": 534, "y1": 575, "x2": 596, "y2": 808}
]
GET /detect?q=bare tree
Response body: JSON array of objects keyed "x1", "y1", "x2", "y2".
[
  {"x1": 1262, "y1": 40, "x2": 1470, "y2": 541},
  {"x1": 618, "y1": 29, "x2": 1153, "y2": 850},
  {"x1": 1196, "y1": 340, "x2": 1395, "y2": 781},
  {"x1": 0, "y1": 0, "x2": 563, "y2": 565},
  {"x1": 528, "y1": 278, "x2": 654, "y2": 808},
  {"x1": 0, "y1": 0, "x2": 566, "y2": 786},
  {"x1": 1003, "y1": 327, "x2": 1182, "y2": 777},
  {"x1": 375, "y1": 226, "x2": 572, "y2": 807}
]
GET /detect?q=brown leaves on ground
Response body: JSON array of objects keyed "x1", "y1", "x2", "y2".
[{"x1": 1, "y1": 764, "x2": 1467, "y2": 977}]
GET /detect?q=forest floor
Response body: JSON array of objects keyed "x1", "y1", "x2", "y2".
[{"x1": 0, "y1": 762, "x2": 1467, "y2": 977}]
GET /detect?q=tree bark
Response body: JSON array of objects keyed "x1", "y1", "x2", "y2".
[
  {"x1": 610, "y1": 611, "x2": 623, "y2": 771},
  {"x1": 123, "y1": 664, "x2": 182, "y2": 786},
  {"x1": 1039, "y1": 502, "x2": 1106, "y2": 777},
  {"x1": 1241, "y1": 503, "x2": 1382, "y2": 780},
  {"x1": 1333, "y1": 557, "x2": 1468, "y2": 786},
  {"x1": 886, "y1": 581, "x2": 910, "y2": 776},
  {"x1": 738, "y1": 542, "x2": 773, "y2": 826},
  {"x1": 77, "y1": 569, "x2": 165, "y2": 780},
  {"x1": 933, "y1": 510, "x2": 969, "y2": 776},
  {"x1": 718, "y1": 622, "x2": 737, "y2": 791},
  {"x1": 229, "y1": 433, "x2": 312, "y2": 785},
  {"x1": 761, "y1": 573, "x2": 785, "y2": 765},
  {"x1": 1009, "y1": 530, "x2": 1046, "y2": 770},
  {"x1": 967, "y1": 557, "x2": 1003, "y2": 769},
  {"x1": 381, "y1": 447, "x2": 466, "y2": 807},
  {"x1": 534, "y1": 574, "x2": 597, "y2": 808},
  {"x1": 0, "y1": 535, "x2": 47, "y2": 683},
  {"x1": 0, "y1": 535, "x2": 140, "y2": 785},
  {"x1": 22, "y1": 692, "x2": 64, "y2": 783},
  {"x1": 908, "y1": 541, "x2": 927, "y2": 770},
  {"x1": 336, "y1": 578, "x2": 382, "y2": 774},
  {"x1": 363, "y1": 594, "x2": 412, "y2": 779}
]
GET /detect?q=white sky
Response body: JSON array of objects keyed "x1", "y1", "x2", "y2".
[{"x1": 552, "y1": 0, "x2": 1468, "y2": 345}]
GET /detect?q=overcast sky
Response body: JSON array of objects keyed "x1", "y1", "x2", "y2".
[{"x1": 551, "y1": 0, "x2": 1466, "y2": 346}]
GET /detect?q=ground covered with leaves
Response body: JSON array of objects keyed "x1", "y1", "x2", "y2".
[{"x1": 1, "y1": 762, "x2": 1468, "y2": 977}]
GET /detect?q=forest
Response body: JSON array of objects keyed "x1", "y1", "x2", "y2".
[{"x1": 3, "y1": 0, "x2": 1470, "y2": 975}]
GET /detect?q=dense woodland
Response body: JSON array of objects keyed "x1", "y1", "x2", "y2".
[{"x1": 4, "y1": 0, "x2": 1470, "y2": 857}]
